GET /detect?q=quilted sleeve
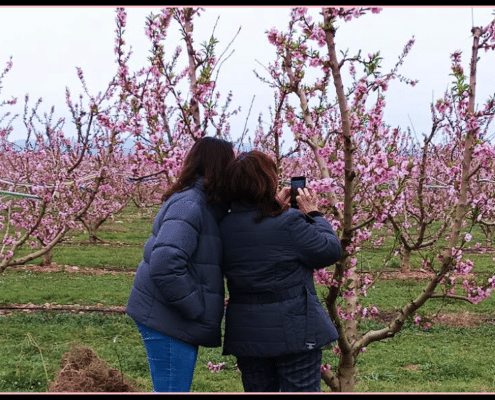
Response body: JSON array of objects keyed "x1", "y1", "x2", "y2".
[
  {"x1": 287, "y1": 210, "x2": 342, "y2": 270},
  {"x1": 149, "y1": 199, "x2": 204, "y2": 321}
]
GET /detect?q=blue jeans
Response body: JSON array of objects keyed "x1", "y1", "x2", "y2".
[{"x1": 134, "y1": 321, "x2": 198, "y2": 392}]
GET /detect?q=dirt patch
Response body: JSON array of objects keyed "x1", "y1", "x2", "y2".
[
  {"x1": 432, "y1": 310, "x2": 495, "y2": 327},
  {"x1": 374, "y1": 309, "x2": 494, "y2": 328},
  {"x1": 379, "y1": 269, "x2": 434, "y2": 281},
  {"x1": 99, "y1": 225, "x2": 128, "y2": 232},
  {"x1": 0, "y1": 302, "x2": 126, "y2": 316},
  {"x1": 48, "y1": 344, "x2": 139, "y2": 392},
  {"x1": 374, "y1": 269, "x2": 478, "y2": 282},
  {"x1": 9, "y1": 263, "x2": 136, "y2": 275}
]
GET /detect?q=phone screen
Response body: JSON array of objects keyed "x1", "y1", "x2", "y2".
[{"x1": 290, "y1": 177, "x2": 306, "y2": 209}]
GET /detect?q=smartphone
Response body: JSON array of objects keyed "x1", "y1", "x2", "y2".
[{"x1": 290, "y1": 176, "x2": 306, "y2": 209}]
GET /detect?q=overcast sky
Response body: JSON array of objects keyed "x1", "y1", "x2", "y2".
[{"x1": 0, "y1": 6, "x2": 494, "y2": 146}]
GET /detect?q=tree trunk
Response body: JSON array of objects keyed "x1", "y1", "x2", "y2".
[
  {"x1": 322, "y1": 8, "x2": 358, "y2": 392},
  {"x1": 41, "y1": 249, "x2": 52, "y2": 266},
  {"x1": 481, "y1": 224, "x2": 494, "y2": 248},
  {"x1": 400, "y1": 246, "x2": 411, "y2": 272},
  {"x1": 88, "y1": 229, "x2": 99, "y2": 244},
  {"x1": 337, "y1": 355, "x2": 357, "y2": 392}
]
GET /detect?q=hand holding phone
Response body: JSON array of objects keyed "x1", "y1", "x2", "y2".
[
  {"x1": 290, "y1": 177, "x2": 306, "y2": 209},
  {"x1": 294, "y1": 187, "x2": 319, "y2": 214}
]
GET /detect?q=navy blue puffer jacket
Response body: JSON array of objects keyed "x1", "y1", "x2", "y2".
[
  {"x1": 126, "y1": 178, "x2": 226, "y2": 348},
  {"x1": 219, "y1": 202, "x2": 342, "y2": 357}
]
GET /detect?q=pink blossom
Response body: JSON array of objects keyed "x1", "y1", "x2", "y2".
[
  {"x1": 2, "y1": 235, "x2": 14, "y2": 246},
  {"x1": 361, "y1": 276, "x2": 373, "y2": 286},
  {"x1": 308, "y1": 25, "x2": 326, "y2": 48},
  {"x1": 320, "y1": 364, "x2": 331, "y2": 373},
  {"x1": 267, "y1": 28, "x2": 280, "y2": 45},
  {"x1": 292, "y1": 7, "x2": 307, "y2": 19},
  {"x1": 116, "y1": 7, "x2": 126, "y2": 28},
  {"x1": 206, "y1": 362, "x2": 225, "y2": 373},
  {"x1": 455, "y1": 259, "x2": 474, "y2": 275},
  {"x1": 314, "y1": 268, "x2": 333, "y2": 286}
]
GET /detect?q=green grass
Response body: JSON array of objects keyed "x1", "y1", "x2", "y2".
[
  {"x1": 40, "y1": 243, "x2": 144, "y2": 269},
  {"x1": 0, "y1": 269, "x2": 134, "y2": 306},
  {"x1": 1, "y1": 313, "x2": 494, "y2": 393},
  {"x1": 352, "y1": 321, "x2": 495, "y2": 392}
]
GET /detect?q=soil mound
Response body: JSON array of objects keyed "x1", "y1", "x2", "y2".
[{"x1": 48, "y1": 344, "x2": 138, "y2": 392}]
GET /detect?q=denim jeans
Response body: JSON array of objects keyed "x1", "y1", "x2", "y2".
[
  {"x1": 236, "y1": 349, "x2": 322, "y2": 392},
  {"x1": 134, "y1": 321, "x2": 198, "y2": 392}
]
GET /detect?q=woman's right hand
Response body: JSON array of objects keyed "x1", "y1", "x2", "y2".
[{"x1": 296, "y1": 188, "x2": 319, "y2": 214}]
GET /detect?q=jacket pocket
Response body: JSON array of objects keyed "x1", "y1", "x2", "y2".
[{"x1": 169, "y1": 287, "x2": 205, "y2": 321}]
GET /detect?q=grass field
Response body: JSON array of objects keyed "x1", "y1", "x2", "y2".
[{"x1": 0, "y1": 204, "x2": 494, "y2": 393}]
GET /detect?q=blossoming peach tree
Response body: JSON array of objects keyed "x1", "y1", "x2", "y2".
[
  {"x1": 110, "y1": 7, "x2": 241, "y2": 190},
  {"x1": 253, "y1": 7, "x2": 495, "y2": 392},
  {"x1": 0, "y1": 54, "x2": 132, "y2": 271}
]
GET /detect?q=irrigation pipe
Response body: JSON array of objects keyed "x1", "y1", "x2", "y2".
[{"x1": 0, "y1": 305, "x2": 127, "y2": 314}]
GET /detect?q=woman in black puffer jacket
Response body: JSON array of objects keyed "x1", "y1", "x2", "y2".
[
  {"x1": 126, "y1": 137, "x2": 234, "y2": 392},
  {"x1": 219, "y1": 150, "x2": 342, "y2": 392}
]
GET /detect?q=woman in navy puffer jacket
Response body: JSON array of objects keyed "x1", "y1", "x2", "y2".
[
  {"x1": 219, "y1": 150, "x2": 342, "y2": 392},
  {"x1": 126, "y1": 137, "x2": 234, "y2": 392}
]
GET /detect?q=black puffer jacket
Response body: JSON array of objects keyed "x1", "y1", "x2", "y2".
[
  {"x1": 219, "y1": 202, "x2": 342, "y2": 357},
  {"x1": 126, "y1": 178, "x2": 226, "y2": 348}
]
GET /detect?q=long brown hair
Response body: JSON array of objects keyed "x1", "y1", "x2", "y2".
[
  {"x1": 226, "y1": 150, "x2": 288, "y2": 222},
  {"x1": 162, "y1": 137, "x2": 235, "y2": 204}
]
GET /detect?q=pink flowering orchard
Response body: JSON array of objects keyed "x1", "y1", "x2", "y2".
[
  {"x1": 0, "y1": 53, "x2": 133, "y2": 271},
  {"x1": 1, "y1": 6, "x2": 495, "y2": 392}
]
